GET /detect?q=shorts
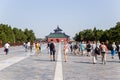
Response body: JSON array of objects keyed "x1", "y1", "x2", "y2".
[
  {"x1": 64, "y1": 49, "x2": 69, "y2": 55},
  {"x1": 87, "y1": 49, "x2": 91, "y2": 52},
  {"x1": 50, "y1": 50, "x2": 55, "y2": 55}
]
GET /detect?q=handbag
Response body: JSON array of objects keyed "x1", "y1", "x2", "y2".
[{"x1": 4, "y1": 48, "x2": 6, "y2": 52}]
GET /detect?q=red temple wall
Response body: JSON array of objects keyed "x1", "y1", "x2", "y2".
[{"x1": 47, "y1": 38, "x2": 68, "y2": 42}]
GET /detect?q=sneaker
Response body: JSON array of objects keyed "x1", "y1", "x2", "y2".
[
  {"x1": 65, "y1": 60, "x2": 68, "y2": 62},
  {"x1": 102, "y1": 62, "x2": 106, "y2": 65},
  {"x1": 112, "y1": 57, "x2": 114, "y2": 59},
  {"x1": 93, "y1": 62, "x2": 96, "y2": 64},
  {"x1": 104, "y1": 62, "x2": 106, "y2": 65}
]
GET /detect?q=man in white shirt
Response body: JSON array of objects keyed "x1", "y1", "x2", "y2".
[{"x1": 4, "y1": 42, "x2": 10, "y2": 55}]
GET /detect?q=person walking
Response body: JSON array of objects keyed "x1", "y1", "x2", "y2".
[
  {"x1": 86, "y1": 41, "x2": 92, "y2": 57},
  {"x1": 92, "y1": 41, "x2": 100, "y2": 64},
  {"x1": 30, "y1": 42, "x2": 33, "y2": 52},
  {"x1": 35, "y1": 42, "x2": 40, "y2": 56},
  {"x1": 70, "y1": 42, "x2": 73, "y2": 53},
  {"x1": 117, "y1": 42, "x2": 120, "y2": 63},
  {"x1": 24, "y1": 42, "x2": 28, "y2": 52},
  {"x1": 4, "y1": 42, "x2": 10, "y2": 55},
  {"x1": 73, "y1": 42, "x2": 79, "y2": 55},
  {"x1": 49, "y1": 39, "x2": 56, "y2": 61},
  {"x1": 27, "y1": 41, "x2": 30, "y2": 50},
  {"x1": 47, "y1": 42, "x2": 50, "y2": 54},
  {"x1": 63, "y1": 41, "x2": 70, "y2": 62},
  {"x1": 32, "y1": 42, "x2": 36, "y2": 55},
  {"x1": 80, "y1": 42, "x2": 85, "y2": 56},
  {"x1": 100, "y1": 42, "x2": 108, "y2": 64},
  {"x1": 111, "y1": 42, "x2": 117, "y2": 59}
]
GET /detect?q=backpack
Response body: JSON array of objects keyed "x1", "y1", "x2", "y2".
[
  {"x1": 87, "y1": 44, "x2": 91, "y2": 49},
  {"x1": 74, "y1": 44, "x2": 78, "y2": 49},
  {"x1": 50, "y1": 42, "x2": 55, "y2": 50},
  {"x1": 101, "y1": 45, "x2": 106, "y2": 52},
  {"x1": 95, "y1": 47, "x2": 100, "y2": 55}
]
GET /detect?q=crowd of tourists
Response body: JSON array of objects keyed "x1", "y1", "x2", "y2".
[
  {"x1": 68, "y1": 40, "x2": 120, "y2": 64},
  {"x1": 23, "y1": 40, "x2": 120, "y2": 64},
  {"x1": 3, "y1": 39, "x2": 120, "y2": 65},
  {"x1": 23, "y1": 41, "x2": 41, "y2": 56}
]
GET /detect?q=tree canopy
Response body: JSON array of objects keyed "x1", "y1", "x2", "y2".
[
  {"x1": 0, "y1": 24, "x2": 36, "y2": 45},
  {"x1": 74, "y1": 22, "x2": 120, "y2": 44}
]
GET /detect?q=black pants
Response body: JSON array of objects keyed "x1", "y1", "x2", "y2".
[
  {"x1": 118, "y1": 52, "x2": 120, "y2": 60},
  {"x1": 5, "y1": 48, "x2": 9, "y2": 55},
  {"x1": 50, "y1": 50, "x2": 55, "y2": 60}
]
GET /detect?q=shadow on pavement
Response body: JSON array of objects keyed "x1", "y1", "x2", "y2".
[
  {"x1": 107, "y1": 60, "x2": 119, "y2": 63},
  {"x1": 73, "y1": 61, "x2": 92, "y2": 64},
  {"x1": 33, "y1": 59, "x2": 52, "y2": 62}
]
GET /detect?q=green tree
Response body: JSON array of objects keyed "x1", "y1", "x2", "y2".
[
  {"x1": 74, "y1": 22, "x2": 120, "y2": 43},
  {"x1": 24, "y1": 28, "x2": 36, "y2": 42},
  {"x1": 0, "y1": 23, "x2": 36, "y2": 45}
]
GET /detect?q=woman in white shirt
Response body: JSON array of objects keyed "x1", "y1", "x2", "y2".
[{"x1": 63, "y1": 42, "x2": 70, "y2": 62}]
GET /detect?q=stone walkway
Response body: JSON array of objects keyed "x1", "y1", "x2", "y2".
[{"x1": 0, "y1": 43, "x2": 120, "y2": 80}]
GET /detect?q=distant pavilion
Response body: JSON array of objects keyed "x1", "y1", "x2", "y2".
[{"x1": 46, "y1": 25, "x2": 69, "y2": 42}]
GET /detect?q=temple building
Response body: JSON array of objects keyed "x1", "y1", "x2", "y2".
[{"x1": 46, "y1": 25, "x2": 69, "y2": 42}]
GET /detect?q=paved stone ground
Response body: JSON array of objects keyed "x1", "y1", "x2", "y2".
[
  {"x1": 62, "y1": 52, "x2": 120, "y2": 80},
  {"x1": 0, "y1": 44, "x2": 56, "y2": 80},
  {"x1": 0, "y1": 43, "x2": 120, "y2": 80},
  {"x1": 0, "y1": 54, "x2": 56, "y2": 80}
]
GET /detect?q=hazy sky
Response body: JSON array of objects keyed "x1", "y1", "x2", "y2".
[{"x1": 0, "y1": 0, "x2": 120, "y2": 38}]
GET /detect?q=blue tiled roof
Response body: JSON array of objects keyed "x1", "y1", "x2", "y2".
[{"x1": 47, "y1": 33, "x2": 69, "y2": 38}]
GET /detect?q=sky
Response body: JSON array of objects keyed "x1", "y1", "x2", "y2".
[{"x1": 0, "y1": 0, "x2": 120, "y2": 38}]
